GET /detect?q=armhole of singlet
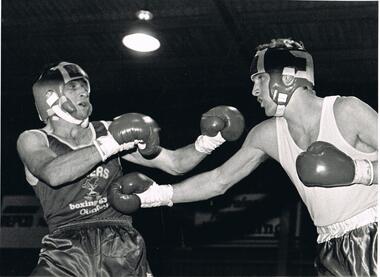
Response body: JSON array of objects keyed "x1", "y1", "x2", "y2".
[
  {"x1": 316, "y1": 96, "x2": 338, "y2": 141},
  {"x1": 320, "y1": 96, "x2": 377, "y2": 157},
  {"x1": 275, "y1": 117, "x2": 284, "y2": 164},
  {"x1": 23, "y1": 129, "x2": 49, "y2": 186},
  {"x1": 100, "y1": 120, "x2": 110, "y2": 130}
]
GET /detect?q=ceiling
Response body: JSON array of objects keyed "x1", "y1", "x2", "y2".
[{"x1": 1, "y1": 0, "x2": 378, "y2": 193}]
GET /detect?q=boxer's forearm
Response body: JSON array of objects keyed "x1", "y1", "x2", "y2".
[
  {"x1": 169, "y1": 143, "x2": 208, "y2": 173},
  {"x1": 129, "y1": 145, "x2": 208, "y2": 176},
  {"x1": 172, "y1": 145, "x2": 267, "y2": 203},
  {"x1": 172, "y1": 168, "x2": 226, "y2": 203},
  {"x1": 39, "y1": 146, "x2": 102, "y2": 186}
]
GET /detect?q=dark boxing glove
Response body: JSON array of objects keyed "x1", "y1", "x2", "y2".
[
  {"x1": 108, "y1": 172, "x2": 153, "y2": 214},
  {"x1": 108, "y1": 172, "x2": 173, "y2": 214},
  {"x1": 109, "y1": 113, "x2": 162, "y2": 159},
  {"x1": 296, "y1": 141, "x2": 374, "y2": 187},
  {"x1": 195, "y1": 106, "x2": 245, "y2": 154}
]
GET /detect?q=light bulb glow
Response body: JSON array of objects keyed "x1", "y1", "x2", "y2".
[
  {"x1": 136, "y1": 10, "x2": 153, "y2": 21},
  {"x1": 122, "y1": 33, "x2": 160, "y2": 52}
]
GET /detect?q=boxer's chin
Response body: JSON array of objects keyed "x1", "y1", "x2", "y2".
[{"x1": 75, "y1": 103, "x2": 93, "y2": 119}]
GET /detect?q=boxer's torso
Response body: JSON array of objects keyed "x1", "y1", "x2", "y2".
[
  {"x1": 24, "y1": 121, "x2": 131, "y2": 232},
  {"x1": 276, "y1": 96, "x2": 377, "y2": 226}
]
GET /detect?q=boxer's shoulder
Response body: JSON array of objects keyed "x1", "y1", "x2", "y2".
[
  {"x1": 245, "y1": 118, "x2": 277, "y2": 151},
  {"x1": 333, "y1": 96, "x2": 374, "y2": 131},
  {"x1": 250, "y1": 118, "x2": 276, "y2": 138},
  {"x1": 18, "y1": 129, "x2": 48, "y2": 145},
  {"x1": 17, "y1": 129, "x2": 50, "y2": 163},
  {"x1": 333, "y1": 96, "x2": 361, "y2": 114}
]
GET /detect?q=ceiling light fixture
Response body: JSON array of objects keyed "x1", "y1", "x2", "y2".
[{"x1": 122, "y1": 10, "x2": 160, "y2": 53}]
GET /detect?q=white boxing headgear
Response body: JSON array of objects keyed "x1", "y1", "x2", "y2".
[
  {"x1": 33, "y1": 62, "x2": 91, "y2": 126},
  {"x1": 250, "y1": 38, "x2": 314, "y2": 116}
]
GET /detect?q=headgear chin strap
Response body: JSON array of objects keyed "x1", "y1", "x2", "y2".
[
  {"x1": 250, "y1": 39, "x2": 314, "y2": 116},
  {"x1": 33, "y1": 62, "x2": 91, "y2": 127}
]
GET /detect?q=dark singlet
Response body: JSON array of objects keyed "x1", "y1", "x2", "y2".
[{"x1": 25, "y1": 121, "x2": 132, "y2": 232}]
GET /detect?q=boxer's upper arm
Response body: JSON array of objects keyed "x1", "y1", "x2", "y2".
[
  {"x1": 17, "y1": 131, "x2": 57, "y2": 178},
  {"x1": 214, "y1": 121, "x2": 272, "y2": 190}
]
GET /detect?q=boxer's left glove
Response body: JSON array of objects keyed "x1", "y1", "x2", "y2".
[
  {"x1": 94, "y1": 113, "x2": 162, "y2": 161},
  {"x1": 108, "y1": 172, "x2": 173, "y2": 214},
  {"x1": 109, "y1": 113, "x2": 161, "y2": 159},
  {"x1": 195, "y1": 106, "x2": 245, "y2": 154},
  {"x1": 296, "y1": 141, "x2": 374, "y2": 187}
]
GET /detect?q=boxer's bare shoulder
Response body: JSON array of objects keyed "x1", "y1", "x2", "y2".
[
  {"x1": 333, "y1": 96, "x2": 377, "y2": 152},
  {"x1": 243, "y1": 118, "x2": 278, "y2": 160}
]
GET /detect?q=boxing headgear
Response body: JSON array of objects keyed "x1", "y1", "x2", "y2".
[
  {"x1": 250, "y1": 38, "x2": 314, "y2": 116},
  {"x1": 33, "y1": 62, "x2": 91, "y2": 127}
]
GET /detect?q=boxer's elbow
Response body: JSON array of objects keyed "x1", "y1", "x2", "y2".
[
  {"x1": 39, "y1": 170, "x2": 61, "y2": 187},
  {"x1": 209, "y1": 169, "x2": 232, "y2": 197},
  {"x1": 156, "y1": 151, "x2": 188, "y2": 176},
  {"x1": 170, "y1": 162, "x2": 195, "y2": 176},
  {"x1": 39, "y1": 165, "x2": 67, "y2": 187},
  {"x1": 164, "y1": 158, "x2": 195, "y2": 176},
  {"x1": 169, "y1": 149, "x2": 208, "y2": 175}
]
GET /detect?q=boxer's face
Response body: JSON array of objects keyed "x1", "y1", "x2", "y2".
[
  {"x1": 63, "y1": 79, "x2": 93, "y2": 119},
  {"x1": 251, "y1": 73, "x2": 276, "y2": 116}
]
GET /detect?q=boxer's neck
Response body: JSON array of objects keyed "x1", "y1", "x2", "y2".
[
  {"x1": 284, "y1": 89, "x2": 323, "y2": 133},
  {"x1": 46, "y1": 118, "x2": 91, "y2": 144}
]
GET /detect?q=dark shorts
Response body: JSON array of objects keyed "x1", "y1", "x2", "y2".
[
  {"x1": 315, "y1": 222, "x2": 377, "y2": 277},
  {"x1": 30, "y1": 220, "x2": 152, "y2": 277}
]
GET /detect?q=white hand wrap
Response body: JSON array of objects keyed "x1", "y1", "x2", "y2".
[
  {"x1": 94, "y1": 134, "x2": 143, "y2": 161},
  {"x1": 136, "y1": 183, "x2": 173, "y2": 207},
  {"x1": 353, "y1": 159, "x2": 374, "y2": 185},
  {"x1": 195, "y1": 132, "x2": 226, "y2": 154},
  {"x1": 93, "y1": 134, "x2": 121, "y2": 161}
]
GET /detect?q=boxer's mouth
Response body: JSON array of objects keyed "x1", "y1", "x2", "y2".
[{"x1": 77, "y1": 101, "x2": 88, "y2": 107}]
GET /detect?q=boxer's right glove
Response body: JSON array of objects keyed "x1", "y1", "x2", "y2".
[
  {"x1": 94, "y1": 113, "x2": 161, "y2": 161},
  {"x1": 108, "y1": 172, "x2": 173, "y2": 214},
  {"x1": 195, "y1": 106, "x2": 245, "y2": 154},
  {"x1": 296, "y1": 141, "x2": 374, "y2": 187}
]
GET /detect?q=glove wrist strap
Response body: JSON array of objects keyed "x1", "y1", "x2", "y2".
[
  {"x1": 353, "y1": 159, "x2": 374, "y2": 185},
  {"x1": 195, "y1": 132, "x2": 226, "y2": 154}
]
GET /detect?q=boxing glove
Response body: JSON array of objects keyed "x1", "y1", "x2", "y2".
[
  {"x1": 109, "y1": 113, "x2": 162, "y2": 159},
  {"x1": 108, "y1": 172, "x2": 153, "y2": 214},
  {"x1": 296, "y1": 141, "x2": 374, "y2": 187},
  {"x1": 195, "y1": 106, "x2": 245, "y2": 154},
  {"x1": 108, "y1": 172, "x2": 173, "y2": 214}
]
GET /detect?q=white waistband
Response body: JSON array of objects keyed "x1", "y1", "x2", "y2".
[{"x1": 316, "y1": 206, "x2": 378, "y2": 243}]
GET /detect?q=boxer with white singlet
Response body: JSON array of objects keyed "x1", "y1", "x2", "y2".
[{"x1": 112, "y1": 39, "x2": 378, "y2": 276}]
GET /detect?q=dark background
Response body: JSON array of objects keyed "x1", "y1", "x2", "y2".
[{"x1": 1, "y1": 1, "x2": 378, "y2": 276}]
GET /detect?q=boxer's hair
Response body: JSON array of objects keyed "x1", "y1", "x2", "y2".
[{"x1": 256, "y1": 38, "x2": 305, "y2": 51}]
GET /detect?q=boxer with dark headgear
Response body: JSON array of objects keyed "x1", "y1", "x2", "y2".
[
  {"x1": 17, "y1": 61, "x2": 245, "y2": 276},
  {"x1": 117, "y1": 39, "x2": 378, "y2": 276}
]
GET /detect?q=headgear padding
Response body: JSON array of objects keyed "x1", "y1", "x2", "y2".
[
  {"x1": 250, "y1": 39, "x2": 314, "y2": 116},
  {"x1": 33, "y1": 62, "x2": 90, "y2": 125}
]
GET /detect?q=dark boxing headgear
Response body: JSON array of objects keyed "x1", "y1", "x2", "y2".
[
  {"x1": 250, "y1": 38, "x2": 314, "y2": 116},
  {"x1": 33, "y1": 62, "x2": 91, "y2": 126}
]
